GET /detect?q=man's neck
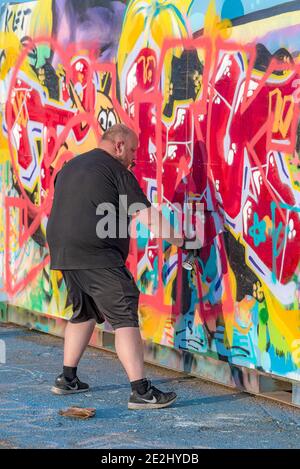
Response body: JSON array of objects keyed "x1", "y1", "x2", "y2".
[
  {"x1": 98, "y1": 143, "x2": 125, "y2": 167},
  {"x1": 98, "y1": 142, "x2": 115, "y2": 157}
]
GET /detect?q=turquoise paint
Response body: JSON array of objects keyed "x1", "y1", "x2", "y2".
[{"x1": 249, "y1": 212, "x2": 267, "y2": 247}]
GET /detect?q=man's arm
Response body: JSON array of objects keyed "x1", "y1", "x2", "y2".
[
  {"x1": 132, "y1": 206, "x2": 184, "y2": 248},
  {"x1": 116, "y1": 170, "x2": 183, "y2": 247}
]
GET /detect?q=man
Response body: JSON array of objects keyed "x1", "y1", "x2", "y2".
[{"x1": 46, "y1": 124, "x2": 184, "y2": 409}]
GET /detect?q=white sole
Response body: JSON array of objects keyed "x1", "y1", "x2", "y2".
[
  {"x1": 128, "y1": 396, "x2": 177, "y2": 410},
  {"x1": 51, "y1": 386, "x2": 89, "y2": 395}
]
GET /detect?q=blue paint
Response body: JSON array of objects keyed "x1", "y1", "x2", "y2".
[
  {"x1": 244, "y1": 166, "x2": 248, "y2": 190},
  {"x1": 0, "y1": 0, "x2": 33, "y2": 3},
  {"x1": 197, "y1": 244, "x2": 223, "y2": 304},
  {"x1": 21, "y1": 151, "x2": 38, "y2": 182},
  {"x1": 249, "y1": 212, "x2": 267, "y2": 247},
  {"x1": 249, "y1": 256, "x2": 265, "y2": 275},
  {"x1": 278, "y1": 152, "x2": 290, "y2": 179},
  {"x1": 237, "y1": 52, "x2": 244, "y2": 71},
  {"x1": 221, "y1": 0, "x2": 244, "y2": 20},
  {"x1": 225, "y1": 218, "x2": 236, "y2": 228},
  {"x1": 271, "y1": 201, "x2": 287, "y2": 283},
  {"x1": 280, "y1": 202, "x2": 300, "y2": 213},
  {"x1": 268, "y1": 344, "x2": 298, "y2": 375}
]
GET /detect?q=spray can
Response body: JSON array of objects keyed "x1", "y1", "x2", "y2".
[{"x1": 182, "y1": 249, "x2": 197, "y2": 271}]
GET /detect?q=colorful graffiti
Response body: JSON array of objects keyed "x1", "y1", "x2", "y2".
[{"x1": 0, "y1": 0, "x2": 299, "y2": 382}]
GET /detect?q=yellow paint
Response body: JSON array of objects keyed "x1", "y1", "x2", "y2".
[
  {"x1": 269, "y1": 89, "x2": 295, "y2": 139},
  {"x1": 203, "y1": 0, "x2": 232, "y2": 41},
  {"x1": 137, "y1": 54, "x2": 156, "y2": 85},
  {"x1": 163, "y1": 268, "x2": 177, "y2": 305},
  {"x1": 119, "y1": 0, "x2": 192, "y2": 68},
  {"x1": 3, "y1": 0, "x2": 52, "y2": 42},
  {"x1": 163, "y1": 245, "x2": 178, "y2": 305},
  {"x1": 50, "y1": 80, "x2": 119, "y2": 170},
  {"x1": 0, "y1": 32, "x2": 22, "y2": 79},
  {"x1": 263, "y1": 215, "x2": 273, "y2": 234},
  {"x1": 50, "y1": 270, "x2": 61, "y2": 307},
  {"x1": 118, "y1": 0, "x2": 192, "y2": 110},
  {"x1": 292, "y1": 339, "x2": 300, "y2": 367},
  {"x1": 139, "y1": 304, "x2": 168, "y2": 343},
  {"x1": 286, "y1": 152, "x2": 300, "y2": 192},
  {"x1": 263, "y1": 286, "x2": 300, "y2": 360},
  {"x1": 233, "y1": 297, "x2": 255, "y2": 335},
  {"x1": 0, "y1": 206, "x2": 4, "y2": 251},
  {"x1": 229, "y1": 10, "x2": 300, "y2": 43},
  {"x1": 0, "y1": 32, "x2": 37, "y2": 81},
  {"x1": 222, "y1": 262, "x2": 237, "y2": 347},
  {"x1": 0, "y1": 114, "x2": 10, "y2": 164}
]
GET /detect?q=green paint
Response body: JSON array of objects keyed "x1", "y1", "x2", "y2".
[
  {"x1": 258, "y1": 323, "x2": 267, "y2": 352},
  {"x1": 259, "y1": 307, "x2": 268, "y2": 325},
  {"x1": 268, "y1": 320, "x2": 290, "y2": 355},
  {"x1": 28, "y1": 44, "x2": 51, "y2": 69},
  {"x1": 257, "y1": 300, "x2": 290, "y2": 355}
]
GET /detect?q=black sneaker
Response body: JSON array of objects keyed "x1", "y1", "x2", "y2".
[
  {"x1": 128, "y1": 380, "x2": 177, "y2": 410},
  {"x1": 51, "y1": 373, "x2": 90, "y2": 395}
]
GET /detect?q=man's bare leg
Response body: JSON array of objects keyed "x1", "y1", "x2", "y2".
[
  {"x1": 51, "y1": 319, "x2": 96, "y2": 394},
  {"x1": 114, "y1": 327, "x2": 145, "y2": 381},
  {"x1": 64, "y1": 319, "x2": 96, "y2": 367},
  {"x1": 115, "y1": 326, "x2": 177, "y2": 409}
]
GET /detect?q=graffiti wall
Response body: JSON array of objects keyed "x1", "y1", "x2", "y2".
[{"x1": 0, "y1": 0, "x2": 300, "y2": 382}]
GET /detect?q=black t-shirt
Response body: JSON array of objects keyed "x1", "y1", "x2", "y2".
[{"x1": 46, "y1": 149, "x2": 151, "y2": 270}]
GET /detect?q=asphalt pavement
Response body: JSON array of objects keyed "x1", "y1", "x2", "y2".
[{"x1": 0, "y1": 323, "x2": 300, "y2": 449}]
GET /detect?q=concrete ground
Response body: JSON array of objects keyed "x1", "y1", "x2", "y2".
[{"x1": 0, "y1": 322, "x2": 300, "y2": 449}]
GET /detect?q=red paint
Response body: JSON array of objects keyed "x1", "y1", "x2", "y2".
[{"x1": 4, "y1": 35, "x2": 300, "y2": 304}]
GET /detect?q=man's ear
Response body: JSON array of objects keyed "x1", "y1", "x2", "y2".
[{"x1": 116, "y1": 141, "x2": 124, "y2": 155}]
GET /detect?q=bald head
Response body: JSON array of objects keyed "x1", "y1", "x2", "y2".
[
  {"x1": 99, "y1": 124, "x2": 138, "y2": 169},
  {"x1": 102, "y1": 124, "x2": 137, "y2": 144}
]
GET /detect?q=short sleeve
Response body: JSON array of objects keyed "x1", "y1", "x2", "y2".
[{"x1": 116, "y1": 170, "x2": 151, "y2": 211}]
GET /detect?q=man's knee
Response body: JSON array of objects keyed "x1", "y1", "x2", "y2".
[{"x1": 113, "y1": 322, "x2": 140, "y2": 330}]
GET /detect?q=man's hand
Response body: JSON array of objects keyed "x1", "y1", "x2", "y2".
[{"x1": 168, "y1": 235, "x2": 184, "y2": 248}]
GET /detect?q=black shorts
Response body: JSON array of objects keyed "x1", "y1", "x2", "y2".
[{"x1": 62, "y1": 266, "x2": 140, "y2": 330}]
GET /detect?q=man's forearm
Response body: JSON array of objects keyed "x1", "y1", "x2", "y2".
[{"x1": 135, "y1": 207, "x2": 183, "y2": 247}]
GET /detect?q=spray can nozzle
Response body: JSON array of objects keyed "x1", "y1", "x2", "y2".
[{"x1": 182, "y1": 249, "x2": 198, "y2": 271}]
